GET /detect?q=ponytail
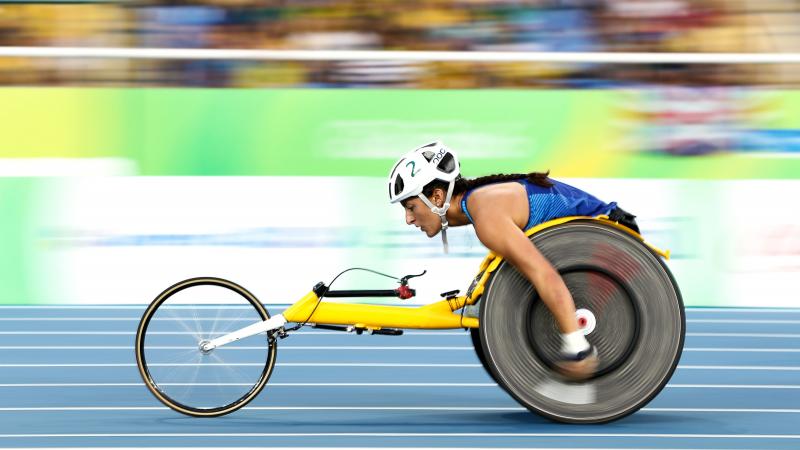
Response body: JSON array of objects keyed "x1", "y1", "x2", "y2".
[
  {"x1": 457, "y1": 172, "x2": 552, "y2": 194},
  {"x1": 421, "y1": 171, "x2": 552, "y2": 198}
]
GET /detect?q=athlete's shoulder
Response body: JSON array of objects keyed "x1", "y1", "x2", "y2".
[
  {"x1": 467, "y1": 180, "x2": 526, "y2": 202},
  {"x1": 464, "y1": 181, "x2": 529, "y2": 227}
]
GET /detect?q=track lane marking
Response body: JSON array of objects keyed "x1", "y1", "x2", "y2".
[
  {"x1": 0, "y1": 431, "x2": 799, "y2": 439},
  {"x1": 0, "y1": 346, "x2": 798, "y2": 352},
  {"x1": 1, "y1": 363, "x2": 800, "y2": 370},
  {"x1": 0, "y1": 383, "x2": 799, "y2": 389}
]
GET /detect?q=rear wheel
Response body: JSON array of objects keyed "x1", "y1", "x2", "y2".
[
  {"x1": 470, "y1": 328, "x2": 505, "y2": 389},
  {"x1": 479, "y1": 221, "x2": 684, "y2": 423}
]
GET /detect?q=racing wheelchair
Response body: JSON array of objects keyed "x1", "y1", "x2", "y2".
[{"x1": 135, "y1": 215, "x2": 684, "y2": 424}]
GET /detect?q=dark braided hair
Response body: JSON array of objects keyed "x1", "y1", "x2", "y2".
[{"x1": 420, "y1": 171, "x2": 553, "y2": 199}]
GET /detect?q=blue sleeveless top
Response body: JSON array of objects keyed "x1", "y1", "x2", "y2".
[{"x1": 460, "y1": 178, "x2": 617, "y2": 231}]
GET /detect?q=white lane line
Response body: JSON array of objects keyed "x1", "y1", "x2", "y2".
[
  {"x1": 0, "y1": 383, "x2": 498, "y2": 387},
  {"x1": 0, "y1": 406, "x2": 522, "y2": 412},
  {"x1": 0, "y1": 331, "x2": 468, "y2": 336},
  {"x1": 685, "y1": 308, "x2": 800, "y2": 313},
  {"x1": 0, "y1": 363, "x2": 484, "y2": 368},
  {"x1": 2, "y1": 331, "x2": 797, "y2": 338},
  {"x1": 644, "y1": 408, "x2": 800, "y2": 413},
  {"x1": 683, "y1": 348, "x2": 800, "y2": 353},
  {"x1": 0, "y1": 305, "x2": 290, "y2": 309},
  {"x1": 2, "y1": 305, "x2": 799, "y2": 313},
  {"x1": 0, "y1": 448, "x2": 738, "y2": 450},
  {"x1": 6, "y1": 317, "x2": 800, "y2": 324},
  {"x1": 679, "y1": 365, "x2": 800, "y2": 371},
  {"x1": 0, "y1": 332, "x2": 138, "y2": 335},
  {"x1": 0, "y1": 318, "x2": 263, "y2": 321},
  {"x1": 0, "y1": 363, "x2": 798, "y2": 370},
  {"x1": 0, "y1": 346, "x2": 797, "y2": 353},
  {"x1": 0, "y1": 346, "x2": 475, "y2": 350},
  {"x1": 0, "y1": 406, "x2": 798, "y2": 414},
  {"x1": 0, "y1": 383, "x2": 799, "y2": 389},
  {"x1": 687, "y1": 333, "x2": 800, "y2": 338},
  {"x1": 0, "y1": 431, "x2": 799, "y2": 439},
  {"x1": 667, "y1": 385, "x2": 800, "y2": 389},
  {"x1": 687, "y1": 319, "x2": 800, "y2": 324},
  {"x1": 0, "y1": 448, "x2": 748, "y2": 450}
]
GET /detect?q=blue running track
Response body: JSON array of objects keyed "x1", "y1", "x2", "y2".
[{"x1": 0, "y1": 305, "x2": 799, "y2": 449}]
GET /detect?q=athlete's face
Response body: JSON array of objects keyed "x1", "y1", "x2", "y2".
[{"x1": 401, "y1": 196, "x2": 442, "y2": 238}]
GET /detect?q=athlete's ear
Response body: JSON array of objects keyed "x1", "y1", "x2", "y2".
[{"x1": 432, "y1": 188, "x2": 445, "y2": 207}]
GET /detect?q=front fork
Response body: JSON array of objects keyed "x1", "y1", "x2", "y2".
[{"x1": 201, "y1": 313, "x2": 288, "y2": 352}]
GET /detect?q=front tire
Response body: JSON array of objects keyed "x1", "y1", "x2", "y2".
[{"x1": 135, "y1": 277, "x2": 277, "y2": 417}]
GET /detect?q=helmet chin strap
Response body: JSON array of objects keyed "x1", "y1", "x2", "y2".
[{"x1": 417, "y1": 180, "x2": 456, "y2": 254}]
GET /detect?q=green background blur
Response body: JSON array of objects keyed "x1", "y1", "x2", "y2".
[
  {"x1": 2, "y1": 88, "x2": 799, "y2": 177},
  {"x1": 1, "y1": 88, "x2": 799, "y2": 305}
]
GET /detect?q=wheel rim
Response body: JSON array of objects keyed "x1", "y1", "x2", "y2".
[{"x1": 135, "y1": 277, "x2": 277, "y2": 417}]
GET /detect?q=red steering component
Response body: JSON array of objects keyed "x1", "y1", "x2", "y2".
[{"x1": 396, "y1": 285, "x2": 415, "y2": 300}]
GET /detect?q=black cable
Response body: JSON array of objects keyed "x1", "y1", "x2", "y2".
[{"x1": 284, "y1": 267, "x2": 402, "y2": 333}]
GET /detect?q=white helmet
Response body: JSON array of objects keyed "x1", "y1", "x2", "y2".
[{"x1": 388, "y1": 141, "x2": 461, "y2": 252}]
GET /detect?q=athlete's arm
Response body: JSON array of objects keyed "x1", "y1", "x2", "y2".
[{"x1": 468, "y1": 191, "x2": 579, "y2": 334}]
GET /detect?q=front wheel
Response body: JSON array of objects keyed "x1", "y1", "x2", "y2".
[{"x1": 135, "y1": 277, "x2": 277, "y2": 417}]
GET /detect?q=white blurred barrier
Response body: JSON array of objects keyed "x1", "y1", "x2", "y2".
[
  {"x1": 0, "y1": 158, "x2": 134, "y2": 177},
  {"x1": 1, "y1": 47, "x2": 800, "y2": 64},
  {"x1": 17, "y1": 177, "x2": 800, "y2": 307}
]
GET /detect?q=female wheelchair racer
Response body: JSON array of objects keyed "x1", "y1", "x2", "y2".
[
  {"x1": 136, "y1": 141, "x2": 684, "y2": 424},
  {"x1": 388, "y1": 141, "x2": 641, "y2": 380}
]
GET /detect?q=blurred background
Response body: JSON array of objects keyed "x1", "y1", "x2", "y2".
[
  {"x1": 0, "y1": 0, "x2": 799, "y2": 308},
  {"x1": 1, "y1": 0, "x2": 800, "y2": 87}
]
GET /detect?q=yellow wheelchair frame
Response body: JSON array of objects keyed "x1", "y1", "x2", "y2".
[
  {"x1": 137, "y1": 214, "x2": 675, "y2": 419},
  {"x1": 197, "y1": 215, "x2": 669, "y2": 354},
  {"x1": 275, "y1": 216, "x2": 668, "y2": 333}
]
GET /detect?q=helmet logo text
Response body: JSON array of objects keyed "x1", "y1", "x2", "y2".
[{"x1": 431, "y1": 149, "x2": 446, "y2": 165}]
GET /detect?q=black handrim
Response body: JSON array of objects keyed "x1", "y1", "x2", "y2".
[{"x1": 525, "y1": 265, "x2": 641, "y2": 380}]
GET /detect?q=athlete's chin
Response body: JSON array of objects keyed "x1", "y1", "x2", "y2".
[{"x1": 425, "y1": 228, "x2": 440, "y2": 238}]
